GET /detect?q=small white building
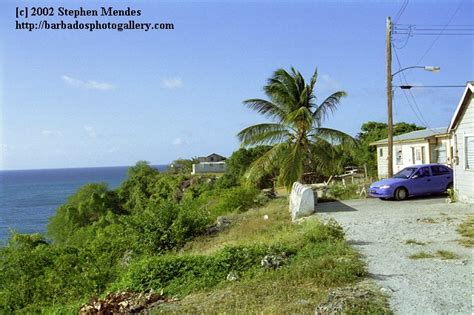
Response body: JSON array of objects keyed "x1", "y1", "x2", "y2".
[
  {"x1": 448, "y1": 82, "x2": 474, "y2": 203},
  {"x1": 191, "y1": 153, "x2": 227, "y2": 175},
  {"x1": 371, "y1": 127, "x2": 450, "y2": 178}
]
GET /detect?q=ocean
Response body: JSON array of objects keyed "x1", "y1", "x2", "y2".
[{"x1": 0, "y1": 165, "x2": 167, "y2": 245}]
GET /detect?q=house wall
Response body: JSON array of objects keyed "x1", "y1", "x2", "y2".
[
  {"x1": 376, "y1": 138, "x2": 450, "y2": 178},
  {"x1": 452, "y1": 94, "x2": 474, "y2": 202},
  {"x1": 191, "y1": 162, "x2": 227, "y2": 174}
]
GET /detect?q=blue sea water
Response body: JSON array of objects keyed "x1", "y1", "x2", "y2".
[{"x1": 0, "y1": 165, "x2": 167, "y2": 245}]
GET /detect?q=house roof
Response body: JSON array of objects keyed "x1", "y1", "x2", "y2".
[
  {"x1": 448, "y1": 82, "x2": 474, "y2": 132},
  {"x1": 370, "y1": 127, "x2": 448, "y2": 146}
]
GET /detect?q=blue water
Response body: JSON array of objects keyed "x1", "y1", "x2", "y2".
[{"x1": 0, "y1": 165, "x2": 167, "y2": 245}]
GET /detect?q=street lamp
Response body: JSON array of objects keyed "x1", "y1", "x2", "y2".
[{"x1": 386, "y1": 65, "x2": 440, "y2": 177}]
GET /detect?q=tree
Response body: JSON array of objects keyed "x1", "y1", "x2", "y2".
[
  {"x1": 238, "y1": 67, "x2": 356, "y2": 189},
  {"x1": 217, "y1": 146, "x2": 273, "y2": 188}
]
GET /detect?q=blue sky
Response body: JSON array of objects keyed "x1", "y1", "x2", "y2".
[{"x1": 1, "y1": 0, "x2": 472, "y2": 170}]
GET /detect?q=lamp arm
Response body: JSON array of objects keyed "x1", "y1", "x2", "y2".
[{"x1": 392, "y1": 66, "x2": 425, "y2": 78}]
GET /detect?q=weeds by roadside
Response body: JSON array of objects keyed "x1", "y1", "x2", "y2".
[
  {"x1": 457, "y1": 215, "x2": 474, "y2": 247},
  {"x1": 409, "y1": 250, "x2": 459, "y2": 260},
  {"x1": 404, "y1": 239, "x2": 426, "y2": 246}
]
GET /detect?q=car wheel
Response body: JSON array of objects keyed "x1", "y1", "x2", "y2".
[{"x1": 394, "y1": 187, "x2": 408, "y2": 201}]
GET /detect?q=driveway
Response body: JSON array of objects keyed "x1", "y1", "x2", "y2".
[{"x1": 316, "y1": 196, "x2": 473, "y2": 315}]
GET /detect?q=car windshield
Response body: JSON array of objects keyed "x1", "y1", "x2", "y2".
[{"x1": 393, "y1": 167, "x2": 417, "y2": 179}]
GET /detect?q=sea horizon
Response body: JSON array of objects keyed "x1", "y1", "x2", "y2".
[
  {"x1": 0, "y1": 164, "x2": 169, "y2": 244},
  {"x1": 0, "y1": 163, "x2": 169, "y2": 173}
]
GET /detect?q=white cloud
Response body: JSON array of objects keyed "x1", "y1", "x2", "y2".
[
  {"x1": 319, "y1": 74, "x2": 342, "y2": 92},
  {"x1": 162, "y1": 77, "x2": 183, "y2": 89},
  {"x1": 172, "y1": 137, "x2": 187, "y2": 146},
  {"x1": 61, "y1": 75, "x2": 116, "y2": 90},
  {"x1": 41, "y1": 129, "x2": 63, "y2": 136},
  {"x1": 83, "y1": 125, "x2": 98, "y2": 138}
]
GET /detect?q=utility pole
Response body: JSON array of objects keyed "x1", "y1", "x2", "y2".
[{"x1": 386, "y1": 16, "x2": 393, "y2": 178}]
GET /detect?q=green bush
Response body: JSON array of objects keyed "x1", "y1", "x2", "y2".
[
  {"x1": 48, "y1": 183, "x2": 123, "y2": 243},
  {"x1": 122, "y1": 199, "x2": 211, "y2": 255},
  {"x1": 327, "y1": 183, "x2": 360, "y2": 200},
  {"x1": 113, "y1": 244, "x2": 288, "y2": 296},
  {"x1": 208, "y1": 186, "x2": 260, "y2": 216}
]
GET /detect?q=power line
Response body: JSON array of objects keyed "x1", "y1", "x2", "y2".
[
  {"x1": 415, "y1": 0, "x2": 465, "y2": 64},
  {"x1": 394, "y1": 32, "x2": 474, "y2": 36},
  {"x1": 392, "y1": 25, "x2": 413, "y2": 49},
  {"x1": 393, "y1": 50, "x2": 432, "y2": 129},
  {"x1": 394, "y1": 85, "x2": 466, "y2": 88},
  {"x1": 394, "y1": 0, "x2": 409, "y2": 24},
  {"x1": 394, "y1": 24, "x2": 474, "y2": 27}
]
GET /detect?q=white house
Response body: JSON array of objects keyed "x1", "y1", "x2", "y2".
[
  {"x1": 448, "y1": 82, "x2": 474, "y2": 203},
  {"x1": 371, "y1": 127, "x2": 450, "y2": 178},
  {"x1": 191, "y1": 153, "x2": 227, "y2": 175}
]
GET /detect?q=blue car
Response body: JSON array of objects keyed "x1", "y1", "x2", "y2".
[{"x1": 369, "y1": 163, "x2": 453, "y2": 201}]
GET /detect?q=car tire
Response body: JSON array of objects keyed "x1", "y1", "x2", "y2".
[{"x1": 394, "y1": 187, "x2": 408, "y2": 201}]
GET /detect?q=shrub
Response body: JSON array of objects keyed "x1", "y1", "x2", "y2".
[
  {"x1": 208, "y1": 186, "x2": 260, "y2": 216},
  {"x1": 48, "y1": 183, "x2": 122, "y2": 243},
  {"x1": 114, "y1": 244, "x2": 289, "y2": 296},
  {"x1": 327, "y1": 183, "x2": 360, "y2": 200}
]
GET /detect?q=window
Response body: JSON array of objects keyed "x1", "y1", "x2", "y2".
[
  {"x1": 414, "y1": 167, "x2": 430, "y2": 178},
  {"x1": 431, "y1": 143, "x2": 447, "y2": 164},
  {"x1": 395, "y1": 147, "x2": 403, "y2": 165},
  {"x1": 431, "y1": 165, "x2": 450, "y2": 176},
  {"x1": 379, "y1": 148, "x2": 383, "y2": 157},
  {"x1": 466, "y1": 136, "x2": 474, "y2": 170}
]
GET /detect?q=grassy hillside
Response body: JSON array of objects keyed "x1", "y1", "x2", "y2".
[{"x1": 148, "y1": 198, "x2": 391, "y2": 314}]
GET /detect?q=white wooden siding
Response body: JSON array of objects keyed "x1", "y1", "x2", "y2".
[{"x1": 453, "y1": 95, "x2": 474, "y2": 202}]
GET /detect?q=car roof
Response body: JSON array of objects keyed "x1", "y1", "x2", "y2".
[{"x1": 403, "y1": 163, "x2": 451, "y2": 169}]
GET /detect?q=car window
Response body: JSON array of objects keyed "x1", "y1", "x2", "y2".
[
  {"x1": 413, "y1": 167, "x2": 430, "y2": 178},
  {"x1": 430, "y1": 165, "x2": 450, "y2": 176},
  {"x1": 393, "y1": 168, "x2": 416, "y2": 179}
]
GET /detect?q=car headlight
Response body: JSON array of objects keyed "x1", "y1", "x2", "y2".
[{"x1": 380, "y1": 185, "x2": 391, "y2": 189}]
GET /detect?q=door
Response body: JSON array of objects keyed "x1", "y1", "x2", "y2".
[
  {"x1": 413, "y1": 147, "x2": 424, "y2": 164},
  {"x1": 430, "y1": 165, "x2": 452, "y2": 192},
  {"x1": 407, "y1": 166, "x2": 432, "y2": 195}
]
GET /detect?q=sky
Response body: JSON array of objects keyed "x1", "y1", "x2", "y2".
[{"x1": 0, "y1": 0, "x2": 472, "y2": 170}]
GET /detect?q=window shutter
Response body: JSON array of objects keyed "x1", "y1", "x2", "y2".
[{"x1": 466, "y1": 136, "x2": 474, "y2": 170}]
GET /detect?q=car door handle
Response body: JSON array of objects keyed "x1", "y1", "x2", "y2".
[{"x1": 427, "y1": 179, "x2": 431, "y2": 182}]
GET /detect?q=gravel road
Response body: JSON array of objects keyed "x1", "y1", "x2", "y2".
[{"x1": 315, "y1": 196, "x2": 473, "y2": 315}]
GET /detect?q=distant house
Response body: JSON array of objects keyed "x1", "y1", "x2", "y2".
[
  {"x1": 371, "y1": 127, "x2": 450, "y2": 178},
  {"x1": 448, "y1": 82, "x2": 474, "y2": 202},
  {"x1": 192, "y1": 153, "x2": 227, "y2": 175},
  {"x1": 197, "y1": 153, "x2": 226, "y2": 163}
]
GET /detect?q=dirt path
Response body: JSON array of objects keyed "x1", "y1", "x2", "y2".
[{"x1": 315, "y1": 197, "x2": 473, "y2": 315}]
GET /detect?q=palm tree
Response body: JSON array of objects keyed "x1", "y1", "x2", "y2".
[{"x1": 238, "y1": 67, "x2": 357, "y2": 189}]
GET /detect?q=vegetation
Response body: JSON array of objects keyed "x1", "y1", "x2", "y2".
[
  {"x1": 149, "y1": 199, "x2": 390, "y2": 314},
  {"x1": 0, "y1": 155, "x2": 391, "y2": 313},
  {"x1": 238, "y1": 67, "x2": 357, "y2": 189},
  {"x1": 409, "y1": 252, "x2": 435, "y2": 259},
  {"x1": 436, "y1": 250, "x2": 459, "y2": 260},
  {"x1": 457, "y1": 215, "x2": 474, "y2": 247},
  {"x1": 409, "y1": 250, "x2": 459, "y2": 260},
  {"x1": 0, "y1": 161, "x2": 262, "y2": 313},
  {"x1": 404, "y1": 239, "x2": 426, "y2": 246}
]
